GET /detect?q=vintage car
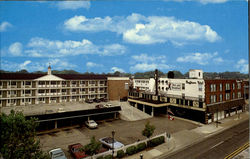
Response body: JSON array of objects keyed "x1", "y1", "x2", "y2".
[
  {"x1": 99, "y1": 137, "x2": 124, "y2": 149},
  {"x1": 85, "y1": 120, "x2": 98, "y2": 129},
  {"x1": 68, "y1": 143, "x2": 88, "y2": 159},
  {"x1": 49, "y1": 148, "x2": 67, "y2": 159}
]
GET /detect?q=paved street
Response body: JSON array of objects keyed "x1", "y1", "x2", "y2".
[
  {"x1": 38, "y1": 116, "x2": 198, "y2": 158},
  {"x1": 159, "y1": 119, "x2": 249, "y2": 159}
]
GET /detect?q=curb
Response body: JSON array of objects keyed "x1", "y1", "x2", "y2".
[{"x1": 155, "y1": 113, "x2": 249, "y2": 159}]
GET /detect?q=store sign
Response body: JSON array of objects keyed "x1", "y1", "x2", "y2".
[
  {"x1": 186, "y1": 80, "x2": 196, "y2": 84},
  {"x1": 171, "y1": 83, "x2": 181, "y2": 90}
]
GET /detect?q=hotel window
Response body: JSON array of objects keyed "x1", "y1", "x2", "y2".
[
  {"x1": 237, "y1": 83, "x2": 241, "y2": 89},
  {"x1": 165, "y1": 81, "x2": 168, "y2": 85},
  {"x1": 11, "y1": 81, "x2": 16, "y2": 85},
  {"x1": 210, "y1": 95, "x2": 216, "y2": 103},
  {"x1": 232, "y1": 83, "x2": 235, "y2": 90},
  {"x1": 25, "y1": 81, "x2": 31, "y2": 85},
  {"x1": 182, "y1": 84, "x2": 185, "y2": 90},
  {"x1": 238, "y1": 92, "x2": 241, "y2": 98},
  {"x1": 210, "y1": 84, "x2": 216, "y2": 92},
  {"x1": 198, "y1": 84, "x2": 203, "y2": 91},
  {"x1": 162, "y1": 87, "x2": 164, "y2": 90},
  {"x1": 226, "y1": 93, "x2": 230, "y2": 100},
  {"x1": 219, "y1": 83, "x2": 223, "y2": 91},
  {"x1": 232, "y1": 92, "x2": 235, "y2": 99},
  {"x1": 226, "y1": 83, "x2": 230, "y2": 90},
  {"x1": 219, "y1": 94, "x2": 223, "y2": 102}
]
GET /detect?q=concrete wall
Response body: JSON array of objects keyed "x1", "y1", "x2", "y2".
[{"x1": 107, "y1": 77, "x2": 130, "y2": 101}]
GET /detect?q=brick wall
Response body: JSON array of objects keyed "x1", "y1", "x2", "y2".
[
  {"x1": 205, "y1": 79, "x2": 244, "y2": 105},
  {"x1": 107, "y1": 79, "x2": 130, "y2": 101}
]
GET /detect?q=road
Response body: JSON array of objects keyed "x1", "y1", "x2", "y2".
[{"x1": 159, "y1": 119, "x2": 249, "y2": 159}]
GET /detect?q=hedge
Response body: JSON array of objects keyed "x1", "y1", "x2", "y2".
[
  {"x1": 136, "y1": 142, "x2": 147, "y2": 152},
  {"x1": 126, "y1": 145, "x2": 137, "y2": 155},
  {"x1": 117, "y1": 149, "x2": 126, "y2": 158},
  {"x1": 147, "y1": 136, "x2": 165, "y2": 147},
  {"x1": 104, "y1": 154, "x2": 112, "y2": 159}
]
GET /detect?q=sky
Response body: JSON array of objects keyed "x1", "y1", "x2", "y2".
[{"x1": 0, "y1": 0, "x2": 248, "y2": 74}]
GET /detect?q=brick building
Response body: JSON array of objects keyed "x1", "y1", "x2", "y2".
[{"x1": 107, "y1": 77, "x2": 130, "y2": 101}]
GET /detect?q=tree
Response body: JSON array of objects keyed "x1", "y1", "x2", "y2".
[
  {"x1": 142, "y1": 121, "x2": 155, "y2": 138},
  {"x1": 0, "y1": 110, "x2": 49, "y2": 159},
  {"x1": 84, "y1": 136, "x2": 101, "y2": 156}
]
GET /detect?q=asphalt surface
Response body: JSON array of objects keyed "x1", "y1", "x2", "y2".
[
  {"x1": 159, "y1": 119, "x2": 249, "y2": 159},
  {"x1": 38, "y1": 116, "x2": 199, "y2": 159}
]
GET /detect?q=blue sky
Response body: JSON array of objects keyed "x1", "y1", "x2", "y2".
[{"x1": 0, "y1": 0, "x2": 248, "y2": 74}]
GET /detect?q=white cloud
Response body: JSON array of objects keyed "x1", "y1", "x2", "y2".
[
  {"x1": 86, "y1": 62, "x2": 103, "y2": 68},
  {"x1": 8, "y1": 42, "x2": 22, "y2": 56},
  {"x1": 130, "y1": 63, "x2": 171, "y2": 72},
  {"x1": 19, "y1": 60, "x2": 31, "y2": 70},
  {"x1": 131, "y1": 53, "x2": 166, "y2": 63},
  {"x1": 111, "y1": 67, "x2": 125, "y2": 73},
  {"x1": 176, "y1": 52, "x2": 222, "y2": 65},
  {"x1": 63, "y1": 13, "x2": 220, "y2": 45},
  {"x1": 1, "y1": 59, "x2": 76, "y2": 72},
  {"x1": 235, "y1": 59, "x2": 248, "y2": 73},
  {"x1": 130, "y1": 53, "x2": 171, "y2": 72},
  {"x1": 0, "y1": 21, "x2": 12, "y2": 32},
  {"x1": 213, "y1": 57, "x2": 224, "y2": 63},
  {"x1": 4, "y1": 37, "x2": 126, "y2": 57},
  {"x1": 163, "y1": 0, "x2": 228, "y2": 4},
  {"x1": 56, "y1": 1, "x2": 90, "y2": 10}
]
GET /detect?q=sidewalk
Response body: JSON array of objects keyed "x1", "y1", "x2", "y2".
[{"x1": 125, "y1": 111, "x2": 249, "y2": 159}]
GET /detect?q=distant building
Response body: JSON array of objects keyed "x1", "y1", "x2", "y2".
[
  {"x1": 129, "y1": 69, "x2": 245, "y2": 124},
  {"x1": 0, "y1": 66, "x2": 127, "y2": 107}
]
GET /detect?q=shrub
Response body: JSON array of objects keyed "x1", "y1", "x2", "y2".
[
  {"x1": 147, "y1": 136, "x2": 165, "y2": 147},
  {"x1": 117, "y1": 150, "x2": 126, "y2": 158},
  {"x1": 104, "y1": 155, "x2": 112, "y2": 159},
  {"x1": 97, "y1": 156, "x2": 104, "y2": 159},
  {"x1": 126, "y1": 145, "x2": 137, "y2": 155},
  {"x1": 136, "y1": 142, "x2": 147, "y2": 152}
]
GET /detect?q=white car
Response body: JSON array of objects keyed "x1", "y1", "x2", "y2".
[
  {"x1": 85, "y1": 120, "x2": 98, "y2": 129},
  {"x1": 49, "y1": 148, "x2": 67, "y2": 159},
  {"x1": 104, "y1": 104, "x2": 112, "y2": 108}
]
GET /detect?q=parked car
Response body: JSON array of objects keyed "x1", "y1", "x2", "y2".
[
  {"x1": 95, "y1": 104, "x2": 104, "y2": 109},
  {"x1": 85, "y1": 120, "x2": 98, "y2": 129},
  {"x1": 100, "y1": 98, "x2": 108, "y2": 102},
  {"x1": 68, "y1": 143, "x2": 88, "y2": 159},
  {"x1": 99, "y1": 137, "x2": 124, "y2": 149},
  {"x1": 104, "y1": 104, "x2": 112, "y2": 108},
  {"x1": 49, "y1": 148, "x2": 67, "y2": 159},
  {"x1": 85, "y1": 99, "x2": 93, "y2": 103},
  {"x1": 93, "y1": 98, "x2": 101, "y2": 103}
]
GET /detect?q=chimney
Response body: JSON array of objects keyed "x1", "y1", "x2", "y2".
[
  {"x1": 154, "y1": 69, "x2": 159, "y2": 96},
  {"x1": 48, "y1": 64, "x2": 51, "y2": 75}
]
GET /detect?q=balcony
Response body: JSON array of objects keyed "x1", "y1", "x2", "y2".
[
  {"x1": 71, "y1": 92, "x2": 77, "y2": 95},
  {"x1": 71, "y1": 84, "x2": 77, "y2": 87},
  {"x1": 11, "y1": 85, "x2": 17, "y2": 88},
  {"x1": 10, "y1": 94, "x2": 17, "y2": 97},
  {"x1": 25, "y1": 85, "x2": 32, "y2": 88},
  {"x1": 38, "y1": 93, "x2": 46, "y2": 96},
  {"x1": 62, "y1": 92, "x2": 67, "y2": 95},
  {"x1": 25, "y1": 94, "x2": 31, "y2": 97},
  {"x1": 50, "y1": 100, "x2": 57, "y2": 103}
]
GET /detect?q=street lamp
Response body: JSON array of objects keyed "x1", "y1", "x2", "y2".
[{"x1": 112, "y1": 130, "x2": 115, "y2": 159}]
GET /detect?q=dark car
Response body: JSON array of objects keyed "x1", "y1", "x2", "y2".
[
  {"x1": 93, "y1": 98, "x2": 101, "y2": 103},
  {"x1": 95, "y1": 104, "x2": 104, "y2": 109},
  {"x1": 85, "y1": 99, "x2": 93, "y2": 103},
  {"x1": 100, "y1": 98, "x2": 108, "y2": 102},
  {"x1": 68, "y1": 143, "x2": 88, "y2": 159}
]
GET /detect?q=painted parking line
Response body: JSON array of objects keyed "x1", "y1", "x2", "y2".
[{"x1": 224, "y1": 142, "x2": 249, "y2": 159}]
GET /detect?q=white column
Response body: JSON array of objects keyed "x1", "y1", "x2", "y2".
[
  {"x1": 151, "y1": 107, "x2": 154, "y2": 116},
  {"x1": 55, "y1": 121, "x2": 58, "y2": 129},
  {"x1": 143, "y1": 105, "x2": 145, "y2": 112}
]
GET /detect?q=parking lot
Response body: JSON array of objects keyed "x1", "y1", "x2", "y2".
[{"x1": 38, "y1": 115, "x2": 199, "y2": 158}]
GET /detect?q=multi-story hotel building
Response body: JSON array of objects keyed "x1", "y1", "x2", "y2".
[
  {"x1": 0, "y1": 66, "x2": 110, "y2": 107},
  {"x1": 129, "y1": 69, "x2": 245, "y2": 124}
]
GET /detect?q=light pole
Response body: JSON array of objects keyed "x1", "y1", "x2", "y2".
[{"x1": 112, "y1": 130, "x2": 115, "y2": 159}]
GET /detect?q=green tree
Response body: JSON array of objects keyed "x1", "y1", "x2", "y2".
[
  {"x1": 142, "y1": 121, "x2": 155, "y2": 138},
  {"x1": 0, "y1": 110, "x2": 49, "y2": 159},
  {"x1": 84, "y1": 136, "x2": 101, "y2": 156}
]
